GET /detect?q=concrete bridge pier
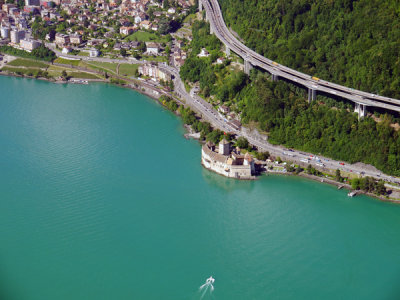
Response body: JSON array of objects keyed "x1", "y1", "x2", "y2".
[
  {"x1": 199, "y1": 0, "x2": 203, "y2": 11},
  {"x1": 225, "y1": 44, "x2": 230, "y2": 57},
  {"x1": 354, "y1": 102, "x2": 366, "y2": 119},
  {"x1": 271, "y1": 74, "x2": 279, "y2": 82},
  {"x1": 209, "y1": 22, "x2": 214, "y2": 34},
  {"x1": 308, "y1": 88, "x2": 317, "y2": 103},
  {"x1": 244, "y1": 59, "x2": 253, "y2": 75}
]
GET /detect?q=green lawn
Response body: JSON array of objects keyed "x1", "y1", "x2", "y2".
[
  {"x1": 47, "y1": 65, "x2": 79, "y2": 77},
  {"x1": 69, "y1": 72, "x2": 100, "y2": 79},
  {"x1": 124, "y1": 30, "x2": 168, "y2": 43},
  {"x1": 1, "y1": 66, "x2": 46, "y2": 76},
  {"x1": 118, "y1": 63, "x2": 139, "y2": 76},
  {"x1": 77, "y1": 51, "x2": 89, "y2": 57},
  {"x1": 84, "y1": 61, "x2": 118, "y2": 74},
  {"x1": 54, "y1": 57, "x2": 81, "y2": 66},
  {"x1": 183, "y1": 13, "x2": 196, "y2": 24},
  {"x1": 7, "y1": 58, "x2": 49, "y2": 68},
  {"x1": 141, "y1": 55, "x2": 168, "y2": 62}
]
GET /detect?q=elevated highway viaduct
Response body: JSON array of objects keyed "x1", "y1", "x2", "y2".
[{"x1": 199, "y1": 0, "x2": 400, "y2": 118}]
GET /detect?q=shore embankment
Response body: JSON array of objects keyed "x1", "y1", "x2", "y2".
[{"x1": 1, "y1": 69, "x2": 399, "y2": 204}]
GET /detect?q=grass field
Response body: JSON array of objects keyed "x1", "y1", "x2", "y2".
[
  {"x1": 54, "y1": 57, "x2": 81, "y2": 66},
  {"x1": 118, "y1": 64, "x2": 139, "y2": 76},
  {"x1": 47, "y1": 65, "x2": 78, "y2": 77},
  {"x1": 1, "y1": 66, "x2": 42, "y2": 75},
  {"x1": 2, "y1": 59, "x2": 102, "y2": 79},
  {"x1": 84, "y1": 61, "x2": 119, "y2": 74},
  {"x1": 124, "y1": 31, "x2": 168, "y2": 43},
  {"x1": 77, "y1": 51, "x2": 89, "y2": 57},
  {"x1": 183, "y1": 13, "x2": 197, "y2": 24},
  {"x1": 69, "y1": 72, "x2": 100, "y2": 79},
  {"x1": 7, "y1": 58, "x2": 49, "y2": 69}
]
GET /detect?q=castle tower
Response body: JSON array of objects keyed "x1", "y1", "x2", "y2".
[
  {"x1": 244, "y1": 152, "x2": 255, "y2": 175},
  {"x1": 219, "y1": 139, "x2": 230, "y2": 156}
]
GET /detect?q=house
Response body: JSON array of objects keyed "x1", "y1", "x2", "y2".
[
  {"x1": 61, "y1": 46, "x2": 72, "y2": 54},
  {"x1": 139, "y1": 20, "x2": 151, "y2": 30},
  {"x1": 89, "y1": 48, "x2": 99, "y2": 57},
  {"x1": 2, "y1": 4, "x2": 16, "y2": 13},
  {"x1": 167, "y1": 7, "x2": 176, "y2": 14},
  {"x1": 55, "y1": 33, "x2": 70, "y2": 46},
  {"x1": 198, "y1": 48, "x2": 209, "y2": 57},
  {"x1": 120, "y1": 42, "x2": 131, "y2": 50},
  {"x1": 218, "y1": 105, "x2": 230, "y2": 114},
  {"x1": 138, "y1": 63, "x2": 171, "y2": 81},
  {"x1": 145, "y1": 42, "x2": 159, "y2": 55},
  {"x1": 87, "y1": 39, "x2": 104, "y2": 46},
  {"x1": 20, "y1": 38, "x2": 41, "y2": 51},
  {"x1": 216, "y1": 57, "x2": 225, "y2": 64},
  {"x1": 0, "y1": 26, "x2": 9, "y2": 39},
  {"x1": 10, "y1": 29, "x2": 25, "y2": 44},
  {"x1": 70, "y1": 34, "x2": 82, "y2": 45},
  {"x1": 120, "y1": 26, "x2": 135, "y2": 36},
  {"x1": 134, "y1": 15, "x2": 142, "y2": 24},
  {"x1": 130, "y1": 41, "x2": 141, "y2": 49},
  {"x1": 113, "y1": 42, "x2": 121, "y2": 51}
]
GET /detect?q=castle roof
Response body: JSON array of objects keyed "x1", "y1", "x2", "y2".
[{"x1": 203, "y1": 143, "x2": 228, "y2": 164}]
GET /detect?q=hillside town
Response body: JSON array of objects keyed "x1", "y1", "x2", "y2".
[{"x1": 0, "y1": 0, "x2": 192, "y2": 61}]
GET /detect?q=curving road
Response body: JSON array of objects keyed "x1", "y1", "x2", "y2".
[
  {"x1": 158, "y1": 64, "x2": 399, "y2": 185},
  {"x1": 46, "y1": 42, "x2": 399, "y2": 184},
  {"x1": 200, "y1": 0, "x2": 400, "y2": 113}
]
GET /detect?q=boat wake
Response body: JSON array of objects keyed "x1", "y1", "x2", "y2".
[{"x1": 199, "y1": 276, "x2": 215, "y2": 299}]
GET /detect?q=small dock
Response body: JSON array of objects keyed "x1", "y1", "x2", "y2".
[{"x1": 348, "y1": 191, "x2": 357, "y2": 197}]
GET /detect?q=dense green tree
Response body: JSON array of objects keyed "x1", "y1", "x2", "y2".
[
  {"x1": 236, "y1": 137, "x2": 249, "y2": 149},
  {"x1": 219, "y1": 0, "x2": 400, "y2": 98}
]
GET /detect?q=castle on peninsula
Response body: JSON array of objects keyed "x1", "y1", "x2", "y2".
[{"x1": 201, "y1": 139, "x2": 256, "y2": 179}]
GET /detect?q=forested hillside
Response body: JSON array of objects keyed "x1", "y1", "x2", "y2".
[
  {"x1": 219, "y1": 0, "x2": 400, "y2": 98},
  {"x1": 181, "y1": 20, "x2": 400, "y2": 176},
  {"x1": 237, "y1": 79, "x2": 400, "y2": 176}
]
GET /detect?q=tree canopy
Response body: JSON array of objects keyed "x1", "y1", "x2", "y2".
[{"x1": 219, "y1": 0, "x2": 400, "y2": 98}]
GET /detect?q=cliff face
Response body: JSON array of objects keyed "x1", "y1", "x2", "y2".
[{"x1": 218, "y1": 0, "x2": 400, "y2": 99}]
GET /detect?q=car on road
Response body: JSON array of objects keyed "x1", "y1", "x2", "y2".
[{"x1": 339, "y1": 162, "x2": 345, "y2": 165}]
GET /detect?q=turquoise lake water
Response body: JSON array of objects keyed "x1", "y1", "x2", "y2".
[{"x1": 1, "y1": 76, "x2": 400, "y2": 300}]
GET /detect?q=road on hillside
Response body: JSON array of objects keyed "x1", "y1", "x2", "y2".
[
  {"x1": 159, "y1": 64, "x2": 398, "y2": 185},
  {"x1": 48, "y1": 44, "x2": 398, "y2": 184}
]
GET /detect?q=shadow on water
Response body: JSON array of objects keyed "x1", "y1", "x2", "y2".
[{"x1": 201, "y1": 167, "x2": 257, "y2": 193}]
